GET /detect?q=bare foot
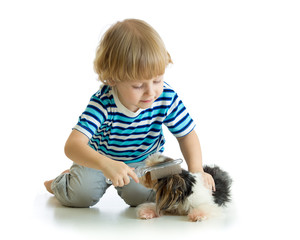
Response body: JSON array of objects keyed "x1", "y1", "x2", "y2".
[
  {"x1": 44, "y1": 180, "x2": 54, "y2": 194},
  {"x1": 44, "y1": 170, "x2": 70, "y2": 194}
]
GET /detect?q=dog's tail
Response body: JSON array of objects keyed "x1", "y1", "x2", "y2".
[{"x1": 203, "y1": 165, "x2": 232, "y2": 206}]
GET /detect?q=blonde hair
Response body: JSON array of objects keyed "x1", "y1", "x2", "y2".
[{"x1": 94, "y1": 19, "x2": 172, "y2": 83}]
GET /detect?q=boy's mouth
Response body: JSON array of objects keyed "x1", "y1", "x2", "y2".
[{"x1": 141, "y1": 99, "x2": 153, "y2": 103}]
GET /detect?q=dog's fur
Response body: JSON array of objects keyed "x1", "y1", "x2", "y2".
[{"x1": 136, "y1": 153, "x2": 232, "y2": 222}]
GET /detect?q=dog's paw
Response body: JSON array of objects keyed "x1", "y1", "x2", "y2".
[
  {"x1": 188, "y1": 209, "x2": 208, "y2": 222},
  {"x1": 138, "y1": 208, "x2": 158, "y2": 220},
  {"x1": 136, "y1": 203, "x2": 158, "y2": 220}
]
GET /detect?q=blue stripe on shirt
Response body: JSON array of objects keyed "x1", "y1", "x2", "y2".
[{"x1": 73, "y1": 82, "x2": 195, "y2": 163}]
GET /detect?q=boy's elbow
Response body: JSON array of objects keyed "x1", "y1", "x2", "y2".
[
  {"x1": 64, "y1": 140, "x2": 72, "y2": 159},
  {"x1": 64, "y1": 130, "x2": 89, "y2": 159},
  {"x1": 64, "y1": 136, "x2": 77, "y2": 159}
]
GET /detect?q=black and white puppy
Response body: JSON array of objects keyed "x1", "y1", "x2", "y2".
[{"x1": 137, "y1": 153, "x2": 232, "y2": 222}]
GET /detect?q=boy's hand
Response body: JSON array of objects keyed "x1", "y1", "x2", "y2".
[
  {"x1": 102, "y1": 160, "x2": 139, "y2": 187},
  {"x1": 201, "y1": 172, "x2": 216, "y2": 192}
]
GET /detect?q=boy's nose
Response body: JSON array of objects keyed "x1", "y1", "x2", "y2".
[{"x1": 144, "y1": 84, "x2": 155, "y2": 96}]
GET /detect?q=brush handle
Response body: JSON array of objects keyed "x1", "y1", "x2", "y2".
[{"x1": 106, "y1": 178, "x2": 113, "y2": 184}]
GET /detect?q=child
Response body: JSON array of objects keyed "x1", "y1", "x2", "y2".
[{"x1": 44, "y1": 19, "x2": 215, "y2": 208}]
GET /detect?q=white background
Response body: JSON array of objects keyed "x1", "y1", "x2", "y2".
[{"x1": 1, "y1": 0, "x2": 299, "y2": 239}]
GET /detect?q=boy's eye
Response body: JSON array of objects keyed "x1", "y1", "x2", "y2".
[
  {"x1": 132, "y1": 85, "x2": 143, "y2": 89},
  {"x1": 154, "y1": 76, "x2": 163, "y2": 84}
]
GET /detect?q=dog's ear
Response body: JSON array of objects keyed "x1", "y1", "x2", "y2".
[{"x1": 156, "y1": 174, "x2": 187, "y2": 215}]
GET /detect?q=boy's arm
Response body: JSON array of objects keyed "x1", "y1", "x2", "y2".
[
  {"x1": 177, "y1": 129, "x2": 216, "y2": 191},
  {"x1": 64, "y1": 129, "x2": 139, "y2": 187}
]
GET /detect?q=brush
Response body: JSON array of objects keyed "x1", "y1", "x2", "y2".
[{"x1": 106, "y1": 158, "x2": 183, "y2": 184}]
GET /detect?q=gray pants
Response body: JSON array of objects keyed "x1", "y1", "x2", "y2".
[{"x1": 51, "y1": 162, "x2": 156, "y2": 208}]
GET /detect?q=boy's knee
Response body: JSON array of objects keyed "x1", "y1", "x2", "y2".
[
  {"x1": 117, "y1": 181, "x2": 155, "y2": 207},
  {"x1": 53, "y1": 183, "x2": 101, "y2": 208},
  {"x1": 51, "y1": 170, "x2": 105, "y2": 208},
  {"x1": 120, "y1": 193, "x2": 143, "y2": 207}
]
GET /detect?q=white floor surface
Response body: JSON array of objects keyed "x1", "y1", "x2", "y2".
[
  {"x1": 31, "y1": 186, "x2": 238, "y2": 240},
  {"x1": 2, "y1": 178, "x2": 297, "y2": 240}
]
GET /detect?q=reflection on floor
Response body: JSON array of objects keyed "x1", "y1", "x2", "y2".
[{"x1": 32, "y1": 186, "x2": 236, "y2": 240}]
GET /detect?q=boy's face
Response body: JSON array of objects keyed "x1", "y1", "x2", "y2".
[{"x1": 113, "y1": 75, "x2": 164, "y2": 112}]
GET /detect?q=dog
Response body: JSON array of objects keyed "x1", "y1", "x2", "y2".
[{"x1": 136, "y1": 153, "x2": 232, "y2": 222}]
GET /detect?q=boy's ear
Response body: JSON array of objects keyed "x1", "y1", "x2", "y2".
[{"x1": 105, "y1": 80, "x2": 116, "y2": 86}]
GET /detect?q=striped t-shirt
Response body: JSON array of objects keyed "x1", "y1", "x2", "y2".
[{"x1": 73, "y1": 82, "x2": 195, "y2": 163}]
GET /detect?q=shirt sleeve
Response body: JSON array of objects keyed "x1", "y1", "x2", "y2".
[
  {"x1": 163, "y1": 89, "x2": 196, "y2": 138},
  {"x1": 73, "y1": 90, "x2": 108, "y2": 139}
]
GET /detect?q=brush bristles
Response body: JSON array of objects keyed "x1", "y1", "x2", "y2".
[{"x1": 150, "y1": 164, "x2": 182, "y2": 180}]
